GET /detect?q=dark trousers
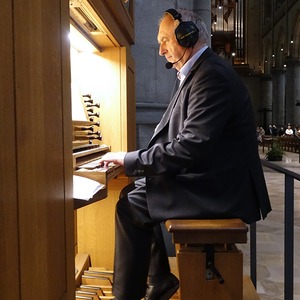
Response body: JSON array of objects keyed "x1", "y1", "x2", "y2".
[{"x1": 112, "y1": 179, "x2": 170, "y2": 300}]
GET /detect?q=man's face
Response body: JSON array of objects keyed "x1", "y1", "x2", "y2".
[{"x1": 157, "y1": 15, "x2": 186, "y2": 70}]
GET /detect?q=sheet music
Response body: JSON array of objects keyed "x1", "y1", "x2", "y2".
[{"x1": 73, "y1": 175, "x2": 105, "y2": 200}]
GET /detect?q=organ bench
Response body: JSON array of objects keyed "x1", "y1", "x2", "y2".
[{"x1": 165, "y1": 218, "x2": 260, "y2": 300}]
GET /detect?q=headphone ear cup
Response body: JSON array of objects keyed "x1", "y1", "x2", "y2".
[{"x1": 175, "y1": 21, "x2": 199, "y2": 47}]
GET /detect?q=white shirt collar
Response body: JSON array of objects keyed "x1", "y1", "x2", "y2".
[{"x1": 177, "y1": 45, "x2": 208, "y2": 84}]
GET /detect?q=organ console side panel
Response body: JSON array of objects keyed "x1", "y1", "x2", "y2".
[
  {"x1": 0, "y1": 1, "x2": 20, "y2": 299},
  {"x1": 122, "y1": 46, "x2": 136, "y2": 152},
  {"x1": 62, "y1": 0, "x2": 77, "y2": 297},
  {"x1": 1, "y1": 0, "x2": 75, "y2": 299},
  {"x1": 15, "y1": 0, "x2": 74, "y2": 298}
]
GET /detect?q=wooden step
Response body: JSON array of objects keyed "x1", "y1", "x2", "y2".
[
  {"x1": 75, "y1": 253, "x2": 91, "y2": 287},
  {"x1": 243, "y1": 276, "x2": 260, "y2": 300}
]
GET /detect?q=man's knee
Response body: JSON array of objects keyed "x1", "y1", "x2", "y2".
[{"x1": 119, "y1": 182, "x2": 136, "y2": 199}]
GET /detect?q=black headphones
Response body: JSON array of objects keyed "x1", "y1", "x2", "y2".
[{"x1": 164, "y1": 8, "x2": 199, "y2": 48}]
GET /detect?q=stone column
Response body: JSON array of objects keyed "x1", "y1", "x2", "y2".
[
  {"x1": 261, "y1": 75, "x2": 273, "y2": 128},
  {"x1": 271, "y1": 68, "x2": 286, "y2": 126},
  {"x1": 285, "y1": 57, "x2": 300, "y2": 125}
]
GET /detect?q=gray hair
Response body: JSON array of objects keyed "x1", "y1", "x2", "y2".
[{"x1": 177, "y1": 8, "x2": 209, "y2": 44}]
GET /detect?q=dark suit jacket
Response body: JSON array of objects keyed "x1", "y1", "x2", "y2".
[{"x1": 125, "y1": 48, "x2": 271, "y2": 224}]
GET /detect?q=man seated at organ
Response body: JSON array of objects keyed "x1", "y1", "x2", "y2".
[{"x1": 100, "y1": 8, "x2": 271, "y2": 300}]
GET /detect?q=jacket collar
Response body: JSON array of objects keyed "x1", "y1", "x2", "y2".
[
  {"x1": 177, "y1": 45, "x2": 208, "y2": 84},
  {"x1": 148, "y1": 48, "x2": 215, "y2": 145}
]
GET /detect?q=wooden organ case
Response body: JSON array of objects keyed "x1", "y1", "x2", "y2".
[
  {"x1": 70, "y1": 0, "x2": 136, "y2": 297},
  {"x1": 1, "y1": 0, "x2": 134, "y2": 298}
]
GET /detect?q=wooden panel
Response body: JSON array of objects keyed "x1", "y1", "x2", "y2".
[
  {"x1": 62, "y1": 0, "x2": 77, "y2": 297},
  {"x1": 104, "y1": 0, "x2": 134, "y2": 42},
  {"x1": 77, "y1": 175, "x2": 129, "y2": 269},
  {"x1": 243, "y1": 276, "x2": 260, "y2": 300},
  {"x1": 178, "y1": 249, "x2": 243, "y2": 300},
  {"x1": 89, "y1": 0, "x2": 134, "y2": 47},
  {"x1": 12, "y1": 0, "x2": 74, "y2": 299},
  {"x1": 1, "y1": 0, "x2": 75, "y2": 298},
  {"x1": 121, "y1": 47, "x2": 136, "y2": 152},
  {"x1": 96, "y1": 47, "x2": 123, "y2": 151},
  {"x1": 0, "y1": 1, "x2": 20, "y2": 299}
]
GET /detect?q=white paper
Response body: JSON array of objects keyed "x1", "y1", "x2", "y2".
[{"x1": 73, "y1": 175, "x2": 105, "y2": 201}]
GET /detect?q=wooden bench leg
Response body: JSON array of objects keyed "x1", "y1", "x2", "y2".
[{"x1": 177, "y1": 244, "x2": 243, "y2": 300}]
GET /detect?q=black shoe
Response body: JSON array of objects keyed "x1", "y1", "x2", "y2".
[{"x1": 144, "y1": 273, "x2": 179, "y2": 300}]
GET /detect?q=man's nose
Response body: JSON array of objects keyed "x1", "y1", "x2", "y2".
[{"x1": 159, "y1": 44, "x2": 166, "y2": 56}]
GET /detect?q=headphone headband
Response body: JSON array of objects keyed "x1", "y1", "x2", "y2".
[{"x1": 164, "y1": 8, "x2": 182, "y2": 21}]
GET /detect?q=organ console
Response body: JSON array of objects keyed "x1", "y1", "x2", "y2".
[
  {"x1": 72, "y1": 90, "x2": 127, "y2": 297},
  {"x1": 69, "y1": 1, "x2": 136, "y2": 298}
]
